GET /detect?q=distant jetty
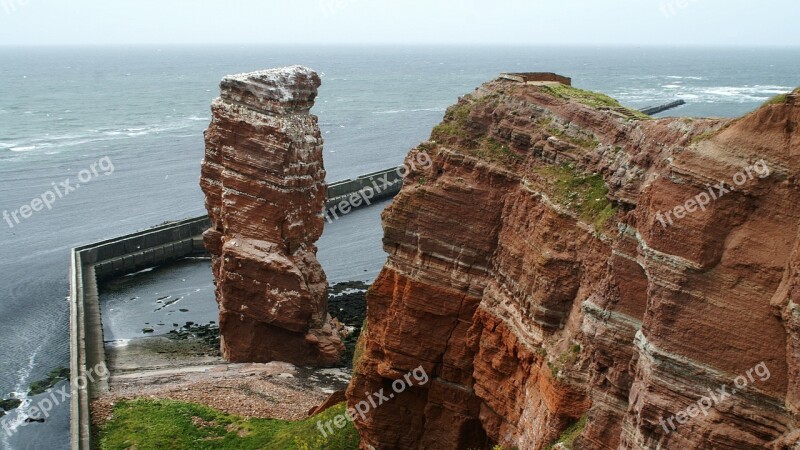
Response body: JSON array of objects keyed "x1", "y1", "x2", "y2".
[{"x1": 639, "y1": 99, "x2": 686, "y2": 115}]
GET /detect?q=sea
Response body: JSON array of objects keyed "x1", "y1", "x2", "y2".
[{"x1": 0, "y1": 45, "x2": 798, "y2": 449}]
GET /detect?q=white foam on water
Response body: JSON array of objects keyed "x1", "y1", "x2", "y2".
[
  {"x1": 613, "y1": 84, "x2": 793, "y2": 105},
  {"x1": 0, "y1": 343, "x2": 44, "y2": 445},
  {"x1": 9, "y1": 146, "x2": 36, "y2": 152},
  {"x1": 1, "y1": 120, "x2": 201, "y2": 159},
  {"x1": 373, "y1": 107, "x2": 446, "y2": 114},
  {"x1": 105, "y1": 339, "x2": 131, "y2": 348},
  {"x1": 666, "y1": 75, "x2": 705, "y2": 80},
  {"x1": 125, "y1": 267, "x2": 157, "y2": 277}
]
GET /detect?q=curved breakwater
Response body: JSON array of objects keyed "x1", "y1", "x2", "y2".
[{"x1": 66, "y1": 167, "x2": 402, "y2": 449}]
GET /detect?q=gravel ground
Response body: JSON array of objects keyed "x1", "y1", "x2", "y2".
[
  {"x1": 92, "y1": 281, "x2": 368, "y2": 430},
  {"x1": 91, "y1": 361, "x2": 350, "y2": 427},
  {"x1": 93, "y1": 331, "x2": 351, "y2": 430}
]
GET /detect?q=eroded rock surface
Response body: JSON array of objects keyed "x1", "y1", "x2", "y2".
[
  {"x1": 201, "y1": 66, "x2": 343, "y2": 366},
  {"x1": 347, "y1": 79, "x2": 800, "y2": 449}
]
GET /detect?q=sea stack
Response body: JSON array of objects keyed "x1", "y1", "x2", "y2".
[{"x1": 200, "y1": 66, "x2": 344, "y2": 366}]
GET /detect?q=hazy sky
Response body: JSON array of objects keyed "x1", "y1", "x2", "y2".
[{"x1": 0, "y1": 0, "x2": 798, "y2": 46}]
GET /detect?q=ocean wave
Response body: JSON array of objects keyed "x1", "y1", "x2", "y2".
[
  {"x1": 373, "y1": 107, "x2": 446, "y2": 114},
  {"x1": 666, "y1": 75, "x2": 705, "y2": 80},
  {"x1": 0, "y1": 117, "x2": 207, "y2": 157},
  {"x1": 0, "y1": 343, "x2": 44, "y2": 443},
  {"x1": 10, "y1": 145, "x2": 36, "y2": 152},
  {"x1": 13, "y1": 343, "x2": 41, "y2": 397},
  {"x1": 614, "y1": 84, "x2": 793, "y2": 105}
]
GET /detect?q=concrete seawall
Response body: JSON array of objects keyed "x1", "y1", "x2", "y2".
[
  {"x1": 325, "y1": 167, "x2": 402, "y2": 212},
  {"x1": 68, "y1": 167, "x2": 404, "y2": 449},
  {"x1": 68, "y1": 217, "x2": 211, "y2": 449}
]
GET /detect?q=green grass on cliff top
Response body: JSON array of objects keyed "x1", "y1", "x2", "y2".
[
  {"x1": 98, "y1": 399, "x2": 359, "y2": 450},
  {"x1": 431, "y1": 100, "x2": 474, "y2": 141},
  {"x1": 762, "y1": 87, "x2": 800, "y2": 106},
  {"x1": 540, "y1": 84, "x2": 651, "y2": 120}
]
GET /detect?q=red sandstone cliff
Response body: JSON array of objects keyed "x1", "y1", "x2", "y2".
[
  {"x1": 200, "y1": 66, "x2": 343, "y2": 366},
  {"x1": 347, "y1": 79, "x2": 800, "y2": 449}
]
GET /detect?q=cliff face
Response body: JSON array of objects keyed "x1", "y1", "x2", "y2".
[
  {"x1": 200, "y1": 66, "x2": 343, "y2": 366},
  {"x1": 347, "y1": 79, "x2": 800, "y2": 449}
]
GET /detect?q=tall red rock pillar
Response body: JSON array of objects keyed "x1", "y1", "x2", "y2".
[{"x1": 200, "y1": 66, "x2": 343, "y2": 366}]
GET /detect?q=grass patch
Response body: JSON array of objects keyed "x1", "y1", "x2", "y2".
[
  {"x1": 763, "y1": 93, "x2": 789, "y2": 106},
  {"x1": 351, "y1": 319, "x2": 368, "y2": 371},
  {"x1": 29, "y1": 367, "x2": 69, "y2": 396},
  {"x1": 431, "y1": 101, "x2": 473, "y2": 140},
  {"x1": 545, "y1": 415, "x2": 587, "y2": 450},
  {"x1": 476, "y1": 138, "x2": 523, "y2": 166},
  {"x1": 762, "y1": 87, "x2": 799, "y2": 106},
  {"x1": 539, "y1": 84, "x2": 650, "y2": 120},
  {"x1": 431, "y1": 121, "x2": 468, "y2": 140},
  {"x1": 467, "y1": 445, "x2": 519, "y2": 450},
  {"x1": 417, "y1": 141, "x2": 438, "y2": 154},
  {"x1": 548, "y1": 344, "x2": 581, "y2": 380},
  {"x1": 431, "y1": 95, "x2": 500, "y2": 143},
  {"x1": 536, "y1": 116, "x2": 553, "y2": 127},
  {"x1": 689, "y1": 119, "x2": 738, "y2": 145},
  {"x1": 690, "y1": 129, "x2": 720, "y2": 144},
  {"x1": 536, "y1": 163, "x2": 617, "y2": 229},
  {"x1": 547, "y1": 127, "x2": 599, "y2": 150},
  {"x1": 98, "y1": 399, "x2": 359, "y2": 450}
]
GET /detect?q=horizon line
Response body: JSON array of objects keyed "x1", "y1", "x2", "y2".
[{"x1": 2, "y1": 42, "x2": 800, "y2": 49}]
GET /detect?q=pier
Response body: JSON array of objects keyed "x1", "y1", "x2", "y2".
[{"x1": 639, "y1": 99, "x2": 686, "y2": 115}]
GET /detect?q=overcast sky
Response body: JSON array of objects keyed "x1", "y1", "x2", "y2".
[{"x1": 0, "y1": 0, "x2": 798, "y2": 46}]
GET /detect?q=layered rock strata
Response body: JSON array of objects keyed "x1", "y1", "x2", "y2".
[
  {"x1": 347, "y1": 79, "x2": 800, "y2": 449},
  {"x1": 200, "y1": 66, "x2": 343, "y2": 366}
]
